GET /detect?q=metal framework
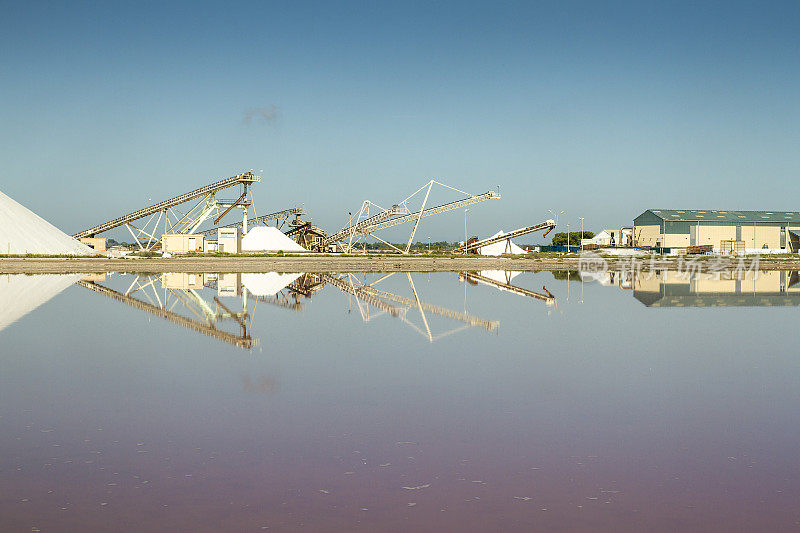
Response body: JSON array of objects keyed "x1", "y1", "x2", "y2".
[
  {"x1": 457, "y1": 220, "x2": 556, "y2": 254},
  {"x1": 319, "y1": 180, "x2": 500, "y2": 253},
  {"x1": 198, "y1": 207, "x2": 305, "y2": 236},
  {"x1": 73, "y1": 172, "x2": 261, "y2": 251}
]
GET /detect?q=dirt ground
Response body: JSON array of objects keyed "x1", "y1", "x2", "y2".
[{"x1": 2, "y1": 255, "x2": 798, "y2": 274}]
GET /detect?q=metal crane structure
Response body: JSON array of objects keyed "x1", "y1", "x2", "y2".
[
  {"x1": 324, "y1": 272, "x2": 499, "y2": 342},
  {"x1": 73, "y1": 172, "x2": 261, "y2": 251},
  {"x1": 317, "y1": 180, "x2": 500, "y2": 253},
  {"x1": 457, "y1": 220, "x2": 557, "y2": 254},
  {"x1": 197, "y1": 206, "x2": 306, "y2": 237}
]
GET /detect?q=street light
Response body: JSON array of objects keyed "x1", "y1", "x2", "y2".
[
  {"x1": 548, "y1": 209, "x2": 565, "y2": 225},
  {"x1": 567, "y1": 222, "x2": 570, "y2": 252},
  {"x1": 464, "y1": 208, "x2": 470, "y2": 246},
  {"x1": 579, "y1": 217, "x2": 585, "y2": 251}
]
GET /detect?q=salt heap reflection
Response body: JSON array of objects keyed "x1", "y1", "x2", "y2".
[{"x1": 0, "y1": 273, "x2": 83, "y2": 332}]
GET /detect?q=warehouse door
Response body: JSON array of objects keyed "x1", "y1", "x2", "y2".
[{"x1": 690, "y1": 225, "x2": 697, "y2": 246}]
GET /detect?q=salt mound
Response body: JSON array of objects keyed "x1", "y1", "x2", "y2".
[
  {"x1": 242, "y1": 272, "x2": 302, "y2": 296},
  {"x1": 477, "y1": 231, "x2": 526, "y2": 255},
  {"x1": 0, "y1": 190, "x2": 97, "y2": 255},
  {"x1": 241, "y1": 226, "x2": 306, "y2": 252},
  {"x1": 0, "y1": 273, "x2": 82, "y2": 332}
]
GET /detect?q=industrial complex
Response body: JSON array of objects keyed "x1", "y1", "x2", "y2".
[
  {"x1": 65, "y1": 171, "x2": 556, "y2": 256},
  {"x1": 2, "y1": 171, "x2": 799, "y2": 257}
]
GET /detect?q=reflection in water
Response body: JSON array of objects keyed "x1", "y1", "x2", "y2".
[
  {"x1": 0, "y1": 273, "x2": 83, "y2": 332},
  {"x1": 324, "y1": 272, "x2": 500, "y2": 342},
  {"x1": 460, "y1": 270, "x2": 555, "y2": 304},
  {"x1": 78, "y1": 273, "x2": 329, "y2": 348},
  {"x1": 582, "y1": 269, "x2": 800, "y2": 307},
  {"x1": 3, "y1": 270, "x2": 800, "y2": 531},
  {"x1": 78, "y1": 274, "x2": 257, "y2": 348},
  {"x1": 76, "y1": 271, "x2": 550, "y2": 347}
]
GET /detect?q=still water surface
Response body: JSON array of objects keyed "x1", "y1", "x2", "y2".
[{"x1": 1, "y1": 271, "x2": 799, "y2": 532}]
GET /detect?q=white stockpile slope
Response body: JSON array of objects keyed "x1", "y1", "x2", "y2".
[
  {"x1": 478, "y1": 270, "x2": 522, "y2": 285},
  {"x1": 241, "y1": 226, "x2": 306, "y2": 252},
  {"x1": 477, "y1": 231, "x2": 526, "y2": 256},
  {"x1": 0, "y1": 190, "x2": 98, "y2": 255},
  {"x1": 242, "y1": 272, "x2": 303, "y2": 296},
  {"x1": 0, "y1": 274, "x2": 82, "y2": 332}
]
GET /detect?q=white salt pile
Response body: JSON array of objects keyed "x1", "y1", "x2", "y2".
[
  {"x1": 0, "y1": 189, "x2": 97, "y2": 255},
  {"x1": 241, "y1": 226, "x2": 307, "y2": 252},
  {"x1": 477, "y1": 231, "x2": 526, "y2": 255},
  {"x1": 0, "y1": 273, "x2": 83, "y2": 332},
  {"x1": 241, "y1": 273, "x2": 302, "y2": 296}
]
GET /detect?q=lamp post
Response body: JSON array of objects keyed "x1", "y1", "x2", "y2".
[
  {"x1": 548, "y1": 209, "x2": 565, "y2": 250},
  {"x1": 464, "y1": 208, "x2": 470, "y2": 247},
  {"x1": 548, "y1": 209, "x2": 564, "y2": 225},
  {"x1": 567, "y1": 222, "x2": 570, "y2": 252},
  {"x1": 579, "y1": 217, "x2": 584, "y2": 251}
]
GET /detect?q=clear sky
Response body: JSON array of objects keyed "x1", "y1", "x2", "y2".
[{"x1": 1, "y1": 1, "x2": 798, "y2": 242}]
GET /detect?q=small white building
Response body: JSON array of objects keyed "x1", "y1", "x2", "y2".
[
  {"x1": 162, "y1": 272, "x2": 205, "y2": 290},
  {"x1": 581, "y1": 229, "x2": 630, "y2": 247},
  {"x1": 162, "y1": 233, "x2": 205, "y2": 253},
  {"x1": 218, "y1": 227, "x2": 241, "y2": 254},
  {"x1": 217, "y1": 273, "x2": 241, "y2": 297}
]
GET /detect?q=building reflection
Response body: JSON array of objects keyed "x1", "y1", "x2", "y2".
[
  {"x1": 581, "y1": 269, "x2": 800, "y2": 307},
  {"x1": 78, "y1": 272, "x2": 325, "y2": 349}
]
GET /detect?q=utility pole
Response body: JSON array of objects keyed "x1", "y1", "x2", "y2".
[
  {"x1": 464, "y1": 209, "x2": 470, "y2": 247},
  {"x1": 548, "y1": 209, "x2": 565, "y2": 250}
]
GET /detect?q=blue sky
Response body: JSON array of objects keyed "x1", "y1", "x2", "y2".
[{"x1": 1, "y1": 1, "x2": 798, "y2": 242}]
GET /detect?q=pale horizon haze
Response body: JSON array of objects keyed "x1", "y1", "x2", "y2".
[{"x1": 1, "y1": 1, "x2": 798, "y2": 242}]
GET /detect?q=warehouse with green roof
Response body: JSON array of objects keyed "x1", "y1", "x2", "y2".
[{"x1": 632, "y1": 210, "x2": 800, "y2": 253}]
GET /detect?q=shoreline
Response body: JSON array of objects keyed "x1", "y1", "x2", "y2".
[{"x1": 2, "y1": 255, "x2": 800, "y2": 274}]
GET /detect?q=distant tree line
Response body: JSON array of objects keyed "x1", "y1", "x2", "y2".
[
  {"x1": 106, "y1": 238, "x2": 133, "y2": 248},
  {"x1": 551, "y1": 231, "x2": 594, "y2": 246}
]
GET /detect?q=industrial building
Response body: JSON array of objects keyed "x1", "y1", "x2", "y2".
[{"x1": 633, "y1": 210, "x2": 800, "y2": 253}]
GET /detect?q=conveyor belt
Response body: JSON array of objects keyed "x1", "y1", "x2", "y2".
[
  {"x1": 74, "y1": 172, "x2": 260, "y2": 238},
  {"x1": 359, "y1": 191, "x2": 499, "y2": 236},
  {"x1": 198, "y1": 206, "x2": 303, "y2": 236},
  {"x1": 321, "y1": 205, "x2": 402, "y2": 247},
  {"x1": 458, "y1": 220, "x2": 556, "y2": 253}
]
